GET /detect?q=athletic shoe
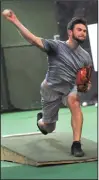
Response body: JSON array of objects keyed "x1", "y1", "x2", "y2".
[
  {"x1": 37, "y1": 112, "x2": 48, "y2": 135},
  {"x1": 71, "y1": 141, "x2": 84, "y2": 157}
]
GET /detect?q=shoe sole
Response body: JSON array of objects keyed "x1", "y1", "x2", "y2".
[{"x1": 71, "y1": 151, "x2": 85, "y2": 157}]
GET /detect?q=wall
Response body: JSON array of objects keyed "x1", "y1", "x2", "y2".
[
  {"x1": 1, "y1": 0, "x2": 98, "y2": 111},
  {"x1": 1, "y1": 0, "x2": 58, "y2": 110}
]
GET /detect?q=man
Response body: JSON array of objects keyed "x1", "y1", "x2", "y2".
[{"x1": 2, "y1": 9, "x2": 92, "y2": 157}]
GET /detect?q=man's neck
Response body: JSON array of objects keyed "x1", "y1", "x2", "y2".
[{"x1": 66, "y1": 39, "x2": 79, "y2": 50}]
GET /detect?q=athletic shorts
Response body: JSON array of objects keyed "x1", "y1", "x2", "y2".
[{"x1": 40, "y1": 80, "x2": 78, "y2": 123}]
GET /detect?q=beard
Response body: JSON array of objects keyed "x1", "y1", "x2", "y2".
[{"x1": 72, "y1": 34, "x2": 85, "y2": 44}]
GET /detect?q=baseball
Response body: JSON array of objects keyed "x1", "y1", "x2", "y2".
[
  {"x1": 82, "y1": 102, "x2": 87, "y2": 107},
  {"x1": 95, "y1": 103, "x2": 97, "y2": 107},
  {"x1": 2, "y1": 9, "x2": 11, "y2": 17}
]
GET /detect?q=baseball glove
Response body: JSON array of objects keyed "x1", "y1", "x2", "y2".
[{"x1": 76, "y1": 66, "x2": 92, "y2": 92}]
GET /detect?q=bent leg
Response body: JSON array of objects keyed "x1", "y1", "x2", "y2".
[
  {"x1": 37, "y1": 81, "x2": 62, "y2": 134},
  {"x1": 38, "y1": 116, "x2": 56, "y2": 133},
  {"x1": 37, "y1": 96, "x2": 61, "y2": 134}
]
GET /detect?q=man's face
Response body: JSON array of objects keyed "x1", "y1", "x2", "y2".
[{"x1": 71, "y1": 24, "x2": 87, "y2": 44}]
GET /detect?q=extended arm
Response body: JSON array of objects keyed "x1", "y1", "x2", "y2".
[{"x1": 2, "y1": 9, "x2": 44, "y2": 49}]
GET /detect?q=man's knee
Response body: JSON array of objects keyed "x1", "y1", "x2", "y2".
[
  {"x1": 67, "y1": 93, "x2": 81, "y2": 113},
  {"x1": 44, "y1": 122, "x2": 56, "y2": 133}
]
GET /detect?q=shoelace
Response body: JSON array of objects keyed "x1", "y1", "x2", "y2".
[{"x1": 73, "y1": 143, "x2": 82, "y2": 150}]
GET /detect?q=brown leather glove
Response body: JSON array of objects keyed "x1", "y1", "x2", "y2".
[{"x1": 76, "y1": 66, "x2": 92, "y2": 93}]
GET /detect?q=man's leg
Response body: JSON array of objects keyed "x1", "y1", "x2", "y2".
[
  {"x1": 67, "y1": 93, "x2": 83, "y2": 142},
  {"x1": 67, "y1": 92, "x2": 84, "y2": 157},
  {"x1": 37, "y1": 112, "x2": 56, "y2": 134},
  {"x1": 37, "y1": 81, "x2": 61, "y2": 134},
  {"x1": 37, "y1": 97, "x2": 61, "y2": 134},
  {"x1": 61, "y1": 85, "x2": 84, "y2": 157}
]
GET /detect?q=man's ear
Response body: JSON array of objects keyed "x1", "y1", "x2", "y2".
[{"x1": 68, "y1": 30, "x2": 72, "y2": 37}]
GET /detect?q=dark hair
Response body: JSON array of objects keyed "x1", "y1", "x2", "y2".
[{"x1": 67, "y1": 17, "x2": 87, "y2": 31}]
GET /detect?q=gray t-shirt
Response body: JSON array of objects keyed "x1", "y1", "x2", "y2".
[{"x1": 41, "y1": 39, "x2": 93, "y2": 94}]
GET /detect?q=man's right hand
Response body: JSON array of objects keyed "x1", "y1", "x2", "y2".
[{"x1": 2, "y1": 9, "x2": 19, "y2": 24}]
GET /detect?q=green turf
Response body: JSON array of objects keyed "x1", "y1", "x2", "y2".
[
  {"x1": 1, "y1": 106, "x2": 98, "y2": 179},
  {"x1": 1, "y1": 162, "x2": 97, "y2": 179}
]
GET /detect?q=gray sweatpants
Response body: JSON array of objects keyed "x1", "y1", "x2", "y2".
[{"x1": 40, "y1": 80, "x2": 78, "y2": 133}]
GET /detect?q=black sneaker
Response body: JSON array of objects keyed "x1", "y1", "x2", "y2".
[
  {"x1": 37, "y1": 112, "x2": 48, "y2": 135},
  {"x1": 71, "y1": 141, "x2": 84, "y2": 157}
]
